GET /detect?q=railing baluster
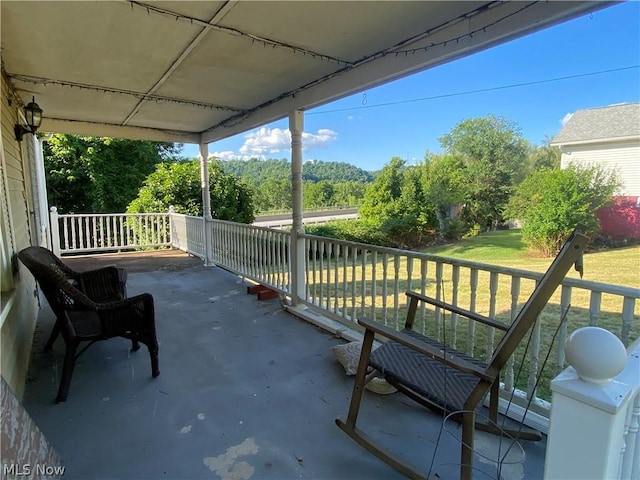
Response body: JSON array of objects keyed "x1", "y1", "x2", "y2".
[
  {"x1": 556, "y1": 285, "x2": 572, "y2": 375},
  {"x1": 351, "y1": 247, "x2": 357, "y2": 322},
  {"x1": 527, "y1": 280, "x2": 543, "y2": 400},
  {"x1": 621, "y1": 297, "x2": 635, "y2": 346},
  {"x1": 319, "y1": 241, "x2": 325, "y2": 308},
  {"x1": 467, "y1": 268, "x2": 478, "y2": 356},
  {"x1": 83, "y1": 216, "x2": 90, "y2": 250},
  {"x1": 505, "y1": 276, "x2": 521, "y2": 392},
  {"x1": 419, "y1": 258, "x2": 427, "y2": 335},
  {"x1": 333, "y1": 243, "x2": 339, "y2": 314},
  {"x1": 360, "y1": 249, "x2": 367, "y2": 320},
  {"x1": 371, "y1": 250, "x2": 377, "y2": 322},
  {"x1": 450, "y1": 265, "x2": 460, "y2": 348},
  {"x1": 590, "y1": 290, "x2": 602, "y2": 326},
  {"x1": 393, "y1": 254, "x2": 401, "y2": 330},
  {"x1": 406, "y1": 256, "x2": 414, "y2": 294},
  {"x1": 435, "y1": 262, "x2": 443, "y2": 341},
  {"x1": 487, "y1": 271, "x2": 499, "y2": 359},
  {"x1": 342, "y1": 245, "x2": 348, "y2": 319},
  {"x1": 381, "y1": 253, "x2": 388, "y2": 326}
]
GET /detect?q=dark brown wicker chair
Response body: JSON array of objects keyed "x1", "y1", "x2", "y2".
[
  {"x1": 18, "y1": 246, "x2": 159, "y2": 402},
  {"x1": 19, "y1": 246, "x2": 129, "y2": 352},
  {"x1": 336, "y1": 229, "x2": 588, "y2": 480}
]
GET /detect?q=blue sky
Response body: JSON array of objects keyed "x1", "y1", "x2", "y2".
[{"x1": 180, "y1": 1, "x2": 640, "y2": 171}]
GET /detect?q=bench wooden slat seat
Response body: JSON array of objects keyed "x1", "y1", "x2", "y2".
[
  {"x1": 336, "y1": 229, "x2": 588, "y2": 480},
  {"x1": 370, "y1": 328, "x2": 486, "y2": 414}
]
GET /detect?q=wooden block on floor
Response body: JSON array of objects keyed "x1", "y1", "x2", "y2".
[
  {"x1": 257, "y1": 289, "x2": 279, "y2": 301},
  {"x1": 247, "y1": 285, "x2": 265, "y2": 294}
]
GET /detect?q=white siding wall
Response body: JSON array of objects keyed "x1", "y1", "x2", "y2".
[
  {"x1": 1, "y1": 75, "x2": 40, "y2": 398},
  {"x1": 560, "y1": 139, "x2": 640, "y2": 197}
]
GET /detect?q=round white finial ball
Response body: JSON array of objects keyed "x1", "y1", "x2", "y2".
[{"x1": 565, "y1": 327, "x2": 627, "y2": 384}]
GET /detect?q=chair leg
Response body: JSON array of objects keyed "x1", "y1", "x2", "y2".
[
  {"x1": 44, "y1": 320, "x2": 62, "y2": 351},
  {"x1": 147, "y1": 343, "x2": 160, "y2": 378},
  {"x1": 342, "y1": 328, "x2": 375, "y2": 428},
  {"x1": 56, "y1": 341, "x2": 79, "y2": 403},
  {"x1": 460, "y1": 411, "x2": 475, "y2": 480}
]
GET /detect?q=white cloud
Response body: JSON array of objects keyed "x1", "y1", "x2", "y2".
[
  {"x1": 301, "y1": 128, "x2": 338, "y2": 148},
  {"x1": 560, "y1": 113, "x2": 574, "y2": 127},
  {"x1": 234, "y1": 127, "x2": 338, "y2": 159},
  {"x1": 210, "y1": 150, "x2": 240, "y2": 161},
  {"x1": 239, "y1": 127, "x2": 290, "y2": 156}
]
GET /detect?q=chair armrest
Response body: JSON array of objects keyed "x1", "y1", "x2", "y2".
[
  {"x1": 405, "y1": 291, "x2": 509, "y2": 331},
  {"x1": 358, "y1": 317, "x2": 493, "y2": 381},
  {"x1": 94, "y1": 293, "x2": 153, "y2": 312},
  {"x1": 93, "y1": 293, "x2": 155, "y2": 338}
]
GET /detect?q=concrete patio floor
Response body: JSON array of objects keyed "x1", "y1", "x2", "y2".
[{"x1": 22, "y1": 250, "x2": 547, "y2": 480}]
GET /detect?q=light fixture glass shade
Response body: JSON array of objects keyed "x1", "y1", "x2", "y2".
[{"x1": 24, "y1": 96, "x2": 43, "y2": 131}]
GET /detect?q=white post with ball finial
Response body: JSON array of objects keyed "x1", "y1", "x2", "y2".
[{"x1": 544, "y1": 327, "x2": 639, "y2": 480}]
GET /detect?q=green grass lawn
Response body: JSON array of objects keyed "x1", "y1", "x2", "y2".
[{"x1": 425, "y1": 229, "x2": 640, "y2": 288}]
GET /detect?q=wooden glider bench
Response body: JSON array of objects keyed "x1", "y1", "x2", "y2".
[{"x1": 336, "y1": 229, "x2": 588, "y2": 480}]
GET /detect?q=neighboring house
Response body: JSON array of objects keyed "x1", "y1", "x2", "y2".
[{"x1": 551, "y1": 103, "x2": 640, "y2": 240}]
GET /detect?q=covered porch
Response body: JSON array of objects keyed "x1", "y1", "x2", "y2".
[{"x1": 23, "y1": 250, "x2": 546, "y2": 480}]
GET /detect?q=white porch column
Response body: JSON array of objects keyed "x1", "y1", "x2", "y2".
[
  {"x1": 289, "y1": 110, "x2": 305, "y2": 305},
  {"x1": 199, "y1": 142, "x2": 213, "y2": 266},
  {"x1": 544, "y1": 327, "x2": 639, "y2": 480},
  {"x1": 30, "y1": 135, "x2": 50, "y2": 248}
]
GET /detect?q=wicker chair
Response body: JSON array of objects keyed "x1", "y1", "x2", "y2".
[
  {"x1": 19, "y1": 247, "x2": 129, "y2": 352},
  {"x1": 18, "y1": 246, "x2": 159, "y2": 402},
  {"x1": 336, "y1": 229, "x2": 588, "y2": 480}
]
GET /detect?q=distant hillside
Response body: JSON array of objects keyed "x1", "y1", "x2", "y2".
[{"x1": 220, "y1": 158, "x2": 375, "y2": 185}]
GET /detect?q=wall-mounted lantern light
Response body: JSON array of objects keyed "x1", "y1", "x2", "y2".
[{"x1": 14, "y1": 96, "x2": 43, "y2": 141}]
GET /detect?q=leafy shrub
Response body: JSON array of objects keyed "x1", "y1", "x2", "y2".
[{"x1": 505, "y1": 164, "x2": 620, "y2": 256}]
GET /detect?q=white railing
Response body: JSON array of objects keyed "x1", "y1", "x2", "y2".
[
  {"x1": 50, "y1": 207, "x2": 171, "y2": 256},
  {"x1": 207, "y1": 219, "x2": 291, "y2": 293},
  {"x1": 170, "y1": 212, "x2": 205, "y2": 260},
  {"x1": 297, "y1": 232, "x2": 640, "y2": 420},
  {"x1": 50, "y1": 209, "x2": 639, "y2": 426}
]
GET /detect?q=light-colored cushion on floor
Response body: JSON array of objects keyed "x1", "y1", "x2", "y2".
[{"x1": 332, "y1": 341, "x2": 397, "y2": 395}]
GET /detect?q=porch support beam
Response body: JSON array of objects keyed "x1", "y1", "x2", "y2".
[
  {"x1": 290, "y1": 110, "x2": 305, "y2": 305},
  {"x1": 200, "y1": 142, "x2": 213, "y2": 266}
]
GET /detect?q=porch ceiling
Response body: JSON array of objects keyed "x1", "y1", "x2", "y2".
[{"x1": 1, "y1": 1, "x2": 614, "y2": 145}]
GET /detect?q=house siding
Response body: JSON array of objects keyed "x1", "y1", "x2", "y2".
[
  {"x1": 1, "y1": 75, "x2": 39, "y2": 398},
  {"x1": 559, "y1": 139, "x2": 640, "y2": 196}
]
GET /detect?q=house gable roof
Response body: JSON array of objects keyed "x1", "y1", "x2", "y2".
[{"x1": 551, "y1": 103, "x2": 640, "y2": 146}]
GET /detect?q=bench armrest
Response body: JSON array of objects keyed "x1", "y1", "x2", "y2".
[{"x1": 405, "y1": 291, "x2": 509, "y2": 332}]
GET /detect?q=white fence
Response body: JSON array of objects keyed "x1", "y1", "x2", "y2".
[
  {"x1": 50, "y1": 207, "x2": 171, "y2": 256},
  {"x1": 50, "y1": 209, "x2": 639, "y2": 428}
]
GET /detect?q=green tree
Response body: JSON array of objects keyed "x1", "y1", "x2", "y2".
[
  {"x1": 518, "y1": 138, "x2": 561, "y2": 183},
  {"x1": 44, "y1": 134, "x2": 178, "y2": 213},
  {"x1": 303, "y1": 180, "x2": 335, "y2": 209},
  {"x1": 127, "y1": 159, "x2": 254, "y2": 223},
  {"x1": 359, "y1": 157, "x2": 406, "y2": 224},
  {"x1": 505, "y1": 164, "x2": 620, "y2": 256},
  {"x1": 332, "y1": 181, "x2": 366, "y2": 206},
  {"x1": 254, "y1": 177, "x2": 291, "y2": 212},
  {"x1": 422, "y1": 153, "x2": 467, "y2": 238},
  {"x1": 359, "y1": 157, "x2": 434, "y2": 248},
  {"x1": 439, "y1": 115, "x2": 528, "y2": 230}
]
